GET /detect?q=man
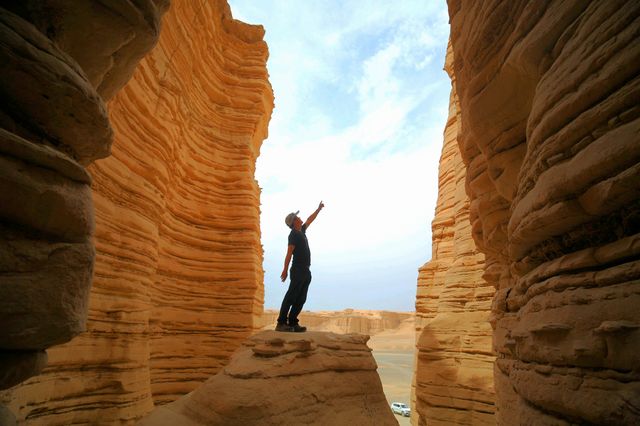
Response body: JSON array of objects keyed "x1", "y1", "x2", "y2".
[{"x1": 276, "y1": 201, "x2": 324, "y2": 332}]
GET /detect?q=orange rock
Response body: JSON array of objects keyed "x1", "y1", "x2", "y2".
[
  {"x1": 413, "y1": 42, "x2": 495, "y2": 425},
  {"x1": 0, "y1": 0, "x2": 166, "y2": 398},
  {"x1": 448, "y1": 1, "x2": 640, "y2": 424},
  {"x1": 3, "y1": 0, "x2": 273, "y2": 423}
]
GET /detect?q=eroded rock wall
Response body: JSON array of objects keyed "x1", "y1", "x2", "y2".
[
  {"x1": 3, "y1": 0, "x2": 273, "y2": 423},
  {"x1": 448, "y1": 0, "x2": 640, "y2": 424},
  {"x1": 0, "y1": 0, "x2": 167, "y2": 421},
  {"x1": 413, "y1": 44, "x2": 495, "y2": 426}
]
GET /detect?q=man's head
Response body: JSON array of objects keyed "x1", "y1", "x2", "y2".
[{"x1": 285, "y1": 210, "x2": 301, "y2": 229}]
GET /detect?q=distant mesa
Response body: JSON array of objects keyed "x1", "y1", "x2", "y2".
[
  {"x1": 1, "y1": 0, "x2": 273, "y2": 423},
  {"x1": 260, "y1": 309, "x2": 416, "y2": 351}
]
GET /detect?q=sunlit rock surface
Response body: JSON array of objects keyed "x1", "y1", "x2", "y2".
[
  {"x1": 413, "y1": 43, "x2": 495, "y2": 426},
  {"x1": 140, "y1": 331, "x2": 398, "y2": 426},
  {"x1": 3, "y1": 0, "x2": 273, "y2": 423},
  {"x1": 448, "y1": 1, "x2": 640, "y2": 424},
  {"x1": 262, "y1": 309, "x2": 416, "y2": 352}
]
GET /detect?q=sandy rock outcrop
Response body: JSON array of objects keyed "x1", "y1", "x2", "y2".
[
  {"x1": 413, "y1": 43, "x2": 495, "y2": 426},
  {"x1": 140, "y1": 331, "x2": 398, "y2": 426},
  {"x1": 3, "y1": 0, "x2": 273, "y2": 424},
  {"x1": 447, "y1": 1, "x2": 640, "y2": 424},
  {"x1": 0, "y1": 0, "x2": 166, "y2": 395},
  {"x1": 262, "y1": 309, "x2": 416, "y2": 351}
]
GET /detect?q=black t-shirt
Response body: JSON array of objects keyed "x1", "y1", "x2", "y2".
[{"x1": 288, "y1": 224, "x2": 311, "y2": 267}]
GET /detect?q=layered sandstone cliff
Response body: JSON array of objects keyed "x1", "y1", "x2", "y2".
[
  {"x1": 447, "y1": 1, "x2": 640, "y2": 424},
  {"x1": 413, "y1": 44, "x2": 495, "y2": 426},
  {"x1": 0, "y1": 0, "x2": 168, "y2": 421},
  {"x1": 3, "y1": 0, "x2": 273, "y2": 424},
  {"x1": 140, "y1": 331, "x2": 398, "y2": 426}
]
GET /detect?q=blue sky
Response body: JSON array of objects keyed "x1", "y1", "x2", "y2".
[{"x1": 228, "y1": 1, "x2": 451, "y2": 311}]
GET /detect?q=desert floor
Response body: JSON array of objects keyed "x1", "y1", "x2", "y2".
[
  {"x1": 369, "y1": 327, "x2": 415, "y2": 425},
  {"x1": 372, "y1": 350, "x2": 413, "y2": 425}
]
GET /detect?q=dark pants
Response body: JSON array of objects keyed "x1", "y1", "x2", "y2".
[{"x1": 277, "y1": 265, "x2": 312, "y2": 325}]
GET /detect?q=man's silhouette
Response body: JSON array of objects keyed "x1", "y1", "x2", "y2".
[{"x1": 276, "y1": 201, "x2": 324, "y2": 332}]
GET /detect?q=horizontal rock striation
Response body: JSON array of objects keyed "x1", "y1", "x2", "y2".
[
  {"x1": 413, "y1": 43, "x2": 495, "y2": 426},
  {"x1": 0, "y1": 0, "x2": 166, "y2": 398},
  {"x1": 448, "y1": 0, "x2": 640, "y2": 424},
  {"x1": 3, "y1": 0, "x2": 273, "y2": 424},
  {"x1": 2, "y1": 0, "x2": 170, "y2": 101},
  {"x1": 140, "y1": 331, "x2": 398, "y2": 426}
]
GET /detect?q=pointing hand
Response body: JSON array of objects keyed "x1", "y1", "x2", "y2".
[{"x1": 318, "y1": 200, "x2": 325, "y2": 210}]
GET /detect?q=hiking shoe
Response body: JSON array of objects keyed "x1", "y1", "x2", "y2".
[
  {"x1": 275, "y1": 323, "x2": 293, "y2": 332},
  {"x1": 290, "y1": 324, "x2": 307, "y2": 333}
]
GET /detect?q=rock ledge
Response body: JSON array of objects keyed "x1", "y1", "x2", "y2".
[{"x1": 140, "y1": 331, "x2": 397, "y2": 426}]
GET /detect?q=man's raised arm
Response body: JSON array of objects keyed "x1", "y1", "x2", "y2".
[{"x1": 304, "y1": 201, "x2": 325, "y2": 228}]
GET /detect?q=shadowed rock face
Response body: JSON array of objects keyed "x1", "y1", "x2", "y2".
[
  {"x1": 447, "y1": 0, "x2": 640, "y2": 424},
  {"x1": 2, "y1": 0, "x2": 170, "y2": 101},
  {"x1": 0, "y1": 0, "x2": 168, "y2": 393},
  {"x1": 140, "y1": 331, "x2": 398, "y2": 426}
]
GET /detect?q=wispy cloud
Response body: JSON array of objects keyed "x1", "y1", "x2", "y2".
[{"x1": 229, "y1": 0, "x2": 450, "y2": 310}]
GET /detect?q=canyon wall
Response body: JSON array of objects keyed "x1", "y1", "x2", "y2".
[
  {"x1": 448, "y1": 0, "x2": 640, "y2": 424},
  {"x1": 3, "y1": 0, "x2": 273, "y2": 424},
  {"x1": 413, "y1": 44, "x2": 495, "y2": 425},
  {"x1": 0, "y1": 0, "x2": 168, "y2": 421}
]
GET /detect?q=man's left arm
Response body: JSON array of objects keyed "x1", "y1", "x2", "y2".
[{"x1": 304, "y1": 200, "x2": 324, "y2": 228}]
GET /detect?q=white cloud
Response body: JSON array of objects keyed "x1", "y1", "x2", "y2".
[
  {"x1": 229, "y1": 0, "x2": 451, "y2": 310},
  {"x1": 357, "y1": 43, "x2": 402, "y2": 103}
]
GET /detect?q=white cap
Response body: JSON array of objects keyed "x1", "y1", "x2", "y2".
[{"x1": 285, "y1": 210, "x2": 299, "y2": 228}]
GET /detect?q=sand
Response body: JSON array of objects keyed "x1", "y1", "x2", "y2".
[{"x1": 369, "y1": 321, "x2": 415, "y2": 425}]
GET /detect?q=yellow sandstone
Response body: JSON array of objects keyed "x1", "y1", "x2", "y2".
[{"x1": 3, "y1": 1, "x2": 273, "y2": 423}]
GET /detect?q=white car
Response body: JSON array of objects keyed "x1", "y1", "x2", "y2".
[{"x1": 391, "y1": 402, "x2": 411, "y2": 417}]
